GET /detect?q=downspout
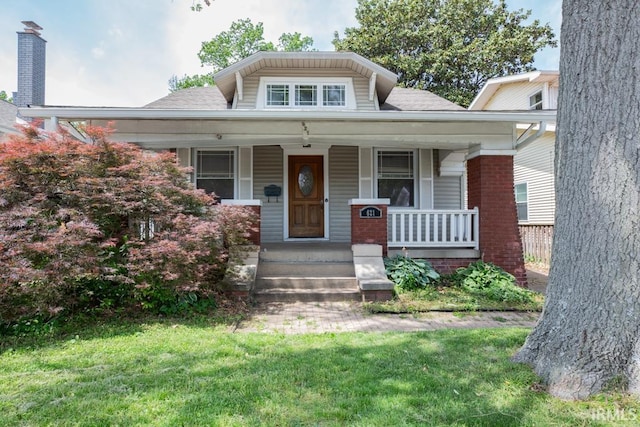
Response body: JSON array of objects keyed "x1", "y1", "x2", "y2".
[{"x1": 516, "y1": 121, "x2": 547, "y2": 151}]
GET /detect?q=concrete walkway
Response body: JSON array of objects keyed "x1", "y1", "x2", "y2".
[{"x1": 234, "y1": 301, "x2": 540, "y2": 334}]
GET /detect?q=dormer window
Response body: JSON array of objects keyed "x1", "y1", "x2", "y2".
[
  {"x1": 295, "y1": 85, "x2": 317, "y2": 106},
  {"x1": 258, "y1": 77, "x2": 355, "y2": 109},
  {"x1": 323, "y1": 85, "x2": 346, "y2": 106},
  {"x1": 529, "y1": 91, "x2": 543, "y2": 110},
  {"x1": 266, "y1": 84, "x2": 289, "y2": 106}
]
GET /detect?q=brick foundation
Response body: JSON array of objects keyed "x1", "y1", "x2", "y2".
[
  {"x1": 428, "y1": 258, "x2": 480, "y2": 275},
  {"x1": 245, "y1": 205, "x2": 261, "y2": 246},
  {"x1": 350, "y1": 203, "x2": 388, "y2": 255},
  {"x1": 467, "y1": 155, "x2": 527, "y2": 286}
]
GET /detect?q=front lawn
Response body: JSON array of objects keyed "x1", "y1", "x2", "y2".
[{"x1": 0, "y1": 319, "x2": 634, "y2": 426}]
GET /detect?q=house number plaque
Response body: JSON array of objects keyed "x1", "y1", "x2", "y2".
[{"x1": 359, "y1": 206, "x2": 382, "y2": 218}]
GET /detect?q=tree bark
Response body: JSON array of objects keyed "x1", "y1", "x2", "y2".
[{"x1": 512, "y1": 1, "x2": 640, "y2": 400}]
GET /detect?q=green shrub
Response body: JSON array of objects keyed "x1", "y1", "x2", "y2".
[
  {"x1": 384, "y1": 255, "x2": 440, "y2": 291},
  {"x1": 452, "y1": 261, "x2": 536, "y2": 303}
]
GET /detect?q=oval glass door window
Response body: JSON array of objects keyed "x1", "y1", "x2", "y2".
[{"x1": 298, "y1": 165, "x2": 314, "y2": 196}]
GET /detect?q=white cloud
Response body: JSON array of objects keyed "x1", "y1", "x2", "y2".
[{"x1": 91, "y1": 45, "x2": 105, "y2": 59}]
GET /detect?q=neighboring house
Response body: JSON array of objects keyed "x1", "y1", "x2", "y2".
[
  {"x1": 469, "y1": 71, "x2": 559, "y2": 263},
  {"x1": 20, "y1": 52, "x2": 555, "y2": 284},
  {"x1": 0, "y1": 99, "x2": 19, "y2": 139}
]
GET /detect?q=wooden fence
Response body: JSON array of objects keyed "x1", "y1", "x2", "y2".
[{"x1": 519, "y1": 225, "x2": 554, "y2": 265}]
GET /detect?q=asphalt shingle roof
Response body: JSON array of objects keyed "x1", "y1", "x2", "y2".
[
  {"x1": 143, "y1": 86, "x2": 230, "y2": 109},
  {"x1": 142, "y1": 85, "x2": 463, "y2": 112},
  {"x1": 380, "y1": 87, "x2": 464, "y2": 111},
  {"x1": 0, "y1": 100, "x2": 18, "y2": 135}
]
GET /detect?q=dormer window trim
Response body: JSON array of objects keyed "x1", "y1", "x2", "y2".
[{"x1": 256, "y1": 77, "x2": 357, "y2": 110}]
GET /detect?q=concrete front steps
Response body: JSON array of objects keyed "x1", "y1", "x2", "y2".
[{"x1": 253, "y1": 244, "x2": 361, "y2": 302}]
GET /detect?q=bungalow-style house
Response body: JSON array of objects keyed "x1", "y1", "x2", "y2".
[
  {"x1": 469, "y1": 71, "x2": 558, "y2": 263},
  {"x1": 20, "y1": 52, "x2": 555, "y2": 300}
]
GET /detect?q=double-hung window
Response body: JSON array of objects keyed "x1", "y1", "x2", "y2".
[
  {"x1": 515, "y1": 182, "x2": 528, "y2": 221},
  {"x1": 376, "y1": 150, "x2": 415, "y2": 207},
  {"x1": 529, "y1": 91, "x2": 543, "y2": 110},
  {"x1": 196, "y1": 150, "x2": 235, "y2": 200}
]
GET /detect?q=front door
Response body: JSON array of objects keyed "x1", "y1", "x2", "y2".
[{"x1": 288, "y1": 155, "x2": 324, "y2": 238}]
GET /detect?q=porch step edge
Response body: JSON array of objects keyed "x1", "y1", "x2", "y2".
[{"x1": 253, "y1": 288, "x2": 361, "y2": 303}]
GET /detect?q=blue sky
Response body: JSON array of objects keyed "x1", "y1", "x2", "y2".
[{"x1": 0, "y1": 0, "x2": 561, "y2": 107}]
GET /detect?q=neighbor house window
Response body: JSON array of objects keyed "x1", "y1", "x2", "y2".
[
  {"x1": 529, "y1": 91, "x2": 543, "y2": 110},
  {"x1": 196, "y1": 150, "x2": 235, "y2": 200},
  {"x1": 259, "y1": 78, "x2": 353, "y2": 109},
  {"x1": 377, "y1": 150, "x2": 415, "y2": 207},
  {"x1": 515, "y1": 183, "x2": 528, "y2": 221},
  {"x1": 266, "y1": 84, "x2": 289, "y2": 106}
]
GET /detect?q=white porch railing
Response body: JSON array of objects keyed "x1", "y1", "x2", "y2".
[{"x1": 388, "y1": 208, "x2": 479, "y2": 249}]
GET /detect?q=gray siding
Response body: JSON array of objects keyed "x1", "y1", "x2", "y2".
[
  {"x1": 433, "y1": 175, "x2": 463, "y2": 209},
  {"x1": 237, "y1": 68, "x2": 375, "y2": 110},
  {"x1": 514, "y1": 133, "x2": 555, "y2": 224},
  {"x1": 329, "y1": 146, "x2": 359, "y2": 242},
  {"x1": 253, "y1": 145, "x2": 284, "y2": 242}
]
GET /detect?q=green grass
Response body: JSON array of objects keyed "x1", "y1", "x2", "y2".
[
  {"x1": 365, "y1": 286, "x2": 545, "y2": 314},
  {"x1": 1, "y1": 318, "x2": 637, "y2": 426}
]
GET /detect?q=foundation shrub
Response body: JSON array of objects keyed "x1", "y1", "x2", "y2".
[
  {"x1": 384, "y1": 255, "x2": 440, "y2": 291},
  {"x1": 0, "y1": 125, "x2": 256, "y2": 326},
  {"x1": 450, "y1": 261, "x2": 536, "y2": 303}
]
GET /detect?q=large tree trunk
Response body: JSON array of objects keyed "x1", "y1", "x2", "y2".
[{"x1": 512, "y1": 1, "x2": 640, "y2": 400}]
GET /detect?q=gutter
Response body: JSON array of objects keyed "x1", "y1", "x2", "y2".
[
  {"x1": 19, "y1": 106, "x2": 557, "y2": 124},
  {"x1": 516, "y1": 121, "x2": 547, "y2": 150}
]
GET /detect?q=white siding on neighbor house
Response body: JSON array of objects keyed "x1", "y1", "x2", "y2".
[
  {"x1": 236, "y1": 68, "x2": 375, "y2": 110},
  {"x1": 433, "y1": 175, "x2": 463, "y2": 209},
  {"x1": 329, "y1": 146, "x2": 359, "y2": 242},
  {"x1": 483, "y1": 82, "x2": 548, "y2": 110},
  {"x1": 514, "y1": 133, "x2": 555, "y2": 224},
  {"x1": 253, "y1": 145, "x2": 284, "y2": 242}
]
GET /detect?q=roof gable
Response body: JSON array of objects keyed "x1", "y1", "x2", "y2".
[
  {"x1": 469, "y1": 71, "x2": 559, "y2": 110},
  {"x1": 213, "y1": 51, "x2": 398, "y2": 104}
]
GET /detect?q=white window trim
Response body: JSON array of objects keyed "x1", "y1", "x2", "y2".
[
  {"x1": 257, "y1": 77, "x2": 356, "y2": 110},
  {"x1": 528, "y1": 90, "x2": 543, "y2": 110},
  {"x1": 194, "y1": 148, "x2": 238, "y2": 199},
  {"x1": 515, "y1": 182, "x2": 529, "y2": 222},
  {"x1": 374, "y1": 148, "x2": 419, "y2": 209}
]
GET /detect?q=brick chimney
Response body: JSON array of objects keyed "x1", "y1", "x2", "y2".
[{"x1": 16, "y1": 21, "x2": 46, "y2": 111}]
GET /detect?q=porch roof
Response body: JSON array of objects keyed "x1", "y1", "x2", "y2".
[{"x1": 19, "y1": 105, "x2": 555, "y2": 123}]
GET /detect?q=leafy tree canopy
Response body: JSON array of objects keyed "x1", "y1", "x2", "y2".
[
  {"x1": 333, "y1": 0, "x2": 557, "y2": 107},
  {"x1": 0, "y1": 90, "x2": 13, "y2": 104},
  {"x1": 168, "y1": 18, "x2": 315, "y2": 91},
  {"x1": 168, "y1": 73, "x2": 215, "y2": 93}
]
